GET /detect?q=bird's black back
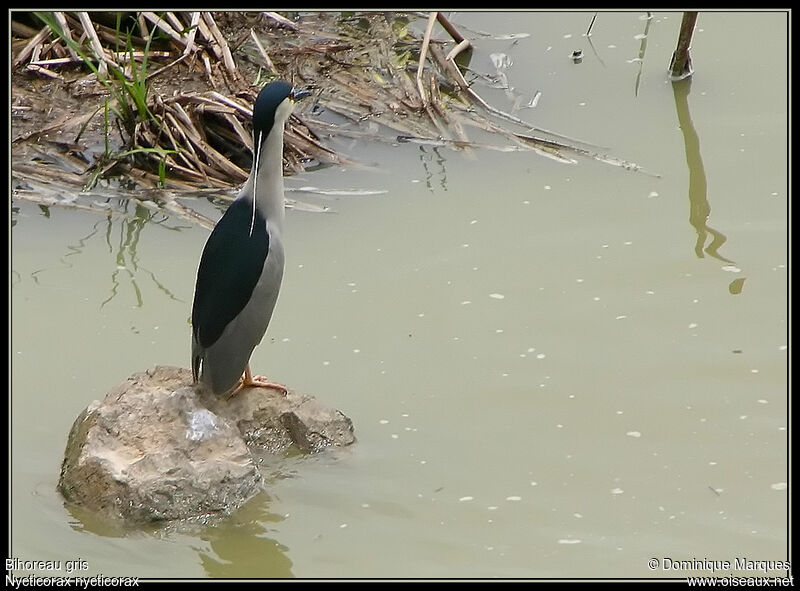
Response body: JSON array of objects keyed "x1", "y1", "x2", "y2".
[{"x1": 192, "y1": 197, "x2": 270, "y2": 348}]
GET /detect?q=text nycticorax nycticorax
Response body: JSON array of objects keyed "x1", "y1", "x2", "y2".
[{"x1": 191, "y1": 79, "x2": 311, "y2": 397}]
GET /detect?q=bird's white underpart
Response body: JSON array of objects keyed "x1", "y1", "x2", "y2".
[{"x1": 250, "y1": 129, "x2": 262, "y2": 237}]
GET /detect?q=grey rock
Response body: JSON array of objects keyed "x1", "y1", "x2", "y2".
[
  {"x1": 201, "y1": 385, "x2": 356, "y2": 454},
  {"x1": 58, "y1": 366, "x2": 355, "y2": 523}
]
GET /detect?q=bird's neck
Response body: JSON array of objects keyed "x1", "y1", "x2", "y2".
[{"x1": 243, "y1": 125, "x2": 286, "y2": 232}]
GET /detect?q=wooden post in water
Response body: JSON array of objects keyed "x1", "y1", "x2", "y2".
[{"x1": 669, "y1": 11, "x2": 698, "y2": 80}]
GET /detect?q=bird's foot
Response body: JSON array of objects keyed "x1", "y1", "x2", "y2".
[
  {"x1": 246, "y1": 374, "x2": 289, "y2": 395},
  {"x1": 227, "y1": 366, "x2": 288, "y2": 399}
]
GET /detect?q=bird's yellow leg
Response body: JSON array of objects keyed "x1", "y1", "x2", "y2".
[{"x1": 228, "y1": 365, "x2": 288, "y2": 399}]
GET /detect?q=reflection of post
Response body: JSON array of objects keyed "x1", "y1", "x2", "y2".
[
  {"x1": 673, "y1": 78, "x2": 744, "y2": 293},
  {"x1": 673, "y1": 79, "x2": 733, "y2": 263},
  {"x1": 669, "y1": 12, "x2": 698, "y2": 80}
]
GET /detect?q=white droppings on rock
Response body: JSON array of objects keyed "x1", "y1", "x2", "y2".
[{"x1": 186, "y1": 409, "x2": 219, "y2": 442}]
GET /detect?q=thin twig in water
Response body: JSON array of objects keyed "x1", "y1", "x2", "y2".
[
  {"x1": 436, "y1": 12, "x2": 465, "y2": 43},
  {"x1": 445, "y1": 38, "x2": 471, "y2": 62},
  {"x1": 586, "y1": 13, "x2": 598, "y2": 37}
]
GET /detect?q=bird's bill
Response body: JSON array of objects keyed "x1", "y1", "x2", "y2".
[{"x1": 290, "y1": 88, "x2": 313, "y2": 101}]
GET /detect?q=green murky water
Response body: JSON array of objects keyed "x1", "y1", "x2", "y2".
[{"x1": 10, "y1": 11, "x2": 787, "y2": 579}]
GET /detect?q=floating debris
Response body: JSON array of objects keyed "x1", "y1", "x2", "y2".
[{"x1": 12, "y1": 10, "x2": 659, "y2": 224}]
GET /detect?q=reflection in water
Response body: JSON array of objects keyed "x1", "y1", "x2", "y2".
[
  {"x1": 632, "y1": 12, "x2": 653, "y2": 97},
  {"x1": 64, "y1": 503, "x2": 136, "y2": 539},
  {"x1": 99, "y1": 203, "x2": 189, "y2": 308},
  {"x1": 194, "y1": 493, "x2": 294, "y2": 578},
  {"x1": 672, "y1": 78, "x2": 745, "y2": 294},
  {"x1": 728, "y1": 277, "x2": 746, "y2": 295},
  {"x1": 14, "y1": 200, "x2": 191, "y2": 308},
  {"x1": 585, "y1": 34, "x2": 606, "y2": 68},
  {"x1": 64, "y1": 492, "x2": 294, "y2": 578},
  {"x1": 418, "y1": 145, "x2": 448, "y2": 192},
  {"x1": 30, "y1": 218, "x2": 102, "y2": 286}
]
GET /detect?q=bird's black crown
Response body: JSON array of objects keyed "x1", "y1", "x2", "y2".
[{"x1": 252, "y1": 79, "x2": 294, "y2": 137}]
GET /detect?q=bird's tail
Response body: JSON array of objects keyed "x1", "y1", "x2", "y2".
[
  {"x1": 192, "y1": 355, "x2": 201, "y2": 383},
  {"x1": 191, "y1": 333, "x2": 202, "y2": 383}
]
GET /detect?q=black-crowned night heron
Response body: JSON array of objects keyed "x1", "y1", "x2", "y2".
[{"x1": 191, "y1": 79, "x2": 311, "y2": 397}]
